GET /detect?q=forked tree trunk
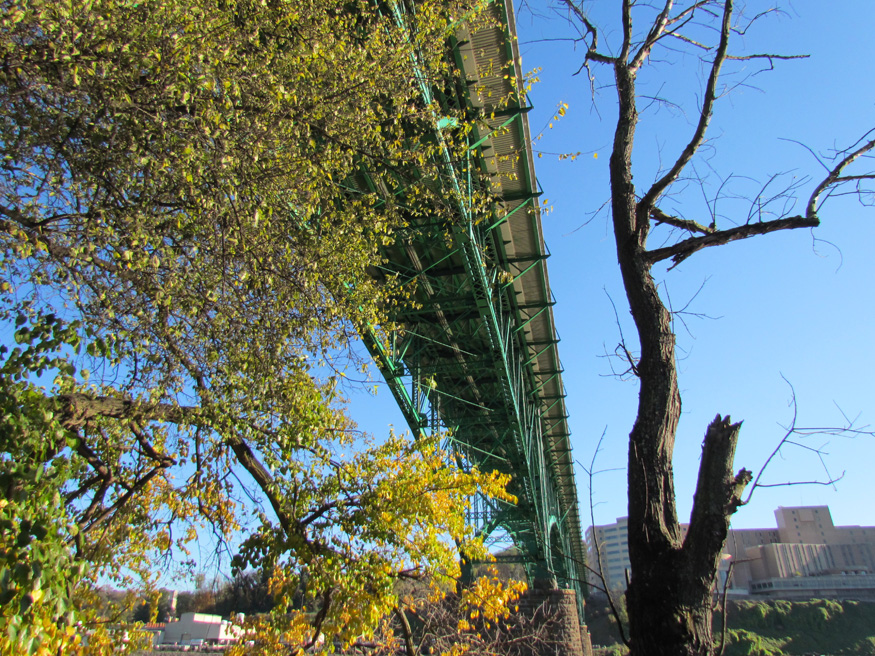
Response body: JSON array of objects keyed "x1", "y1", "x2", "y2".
[
  {"x1": 565, "y1": 0, "x2": 873, "y2": 650},
  {"x1": 616, "y1": 212, "x2": 751, "y2": 653},
  {"x1": 609, "y1": 58, "x2": 751, "y2": 656},
  {"x1": 625, "y1": 413, "x2": 749, "y2": 656}
]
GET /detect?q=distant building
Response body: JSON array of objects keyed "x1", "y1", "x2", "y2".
[
  {"x1": 158, "y1": 612, "x2": 241, "y2": 646},
  {"x1": 585, "y1": 517, "x2": 630, "y2": 592},
  {"x1": 728, "y1": 506, "x2": 875, "y2": 598},
  {"x1": 139, "y1": 622, "x2": 166, "y2": 647},
  {"x1": 584, "y1": 506, "x2": 875, "y2": 600}
]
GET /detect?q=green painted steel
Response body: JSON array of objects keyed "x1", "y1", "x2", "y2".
[{"x1": 360, "y1": 0, "x2": 587, "y2": 616}]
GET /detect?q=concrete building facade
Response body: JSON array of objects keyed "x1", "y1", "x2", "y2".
[
  {"x1": 729, "y1": 506, "x2": 875, "y2": 596},
  {"x1": 585, "y1": 517, "x2": 630, "y2": 592}
]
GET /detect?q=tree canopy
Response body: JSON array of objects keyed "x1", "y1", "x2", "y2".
[{"x1": 0, "y1": 0, "x2": 517, "y2": 653}]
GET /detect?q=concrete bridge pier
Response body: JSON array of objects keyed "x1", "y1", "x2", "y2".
[{"x1": 517, "y1": 584, "x2": 593, "y2": 656}]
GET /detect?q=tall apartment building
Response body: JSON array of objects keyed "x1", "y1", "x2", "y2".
[
  {"x1": 584, "y1": 506, "x2": 875, "y2": 599},
  {"x1": 585, "y1": 517, "x2": 691, "y2": 592},
  {"x1": 584, "y1": 517, "x2": 630, "y2": 592}
]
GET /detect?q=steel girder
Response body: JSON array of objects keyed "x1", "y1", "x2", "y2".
[{"x1": 359, "y1": 0, "x2": 587, "y2": 616}]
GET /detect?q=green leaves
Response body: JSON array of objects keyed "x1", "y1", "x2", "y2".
[
  {"x1": 0, "y1": 382, "x2": 82, "y2": 654},
  {"x1": 0, "y1": 0, "x2": 499, "y2": 652}
]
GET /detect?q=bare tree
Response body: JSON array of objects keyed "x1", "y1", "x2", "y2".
[
  {"x1": 579, "y1": 431, "x2": 630, "y2": 649},
  {"x1": 380, "y1": 593, "x2": 566, "y2": 656},
  {"x1": 547, "y1": 1, "x2": 875, "y2": 655}
]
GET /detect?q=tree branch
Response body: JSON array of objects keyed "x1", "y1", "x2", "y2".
[
  {"x1": 662, "y1": 31, "x2": 709, "y2": 51},
  {"x1": 807, "y1": 132, "x2": 875, "y2": 218},
  {"x1": 664, "y1": 1, "x2": 713, "y2": 28},
  {"x1": 644, "y1": 214, "x2": 818, "y2": 268},
  {"x1": 638, "y1": 0, "x2": 733, "y2": 215},
  {"x1": 741, "y1": 377, "x2": 871, "y2": 505},
  {"x1": 393, "y1": 606, "x2": 417, "y2": 656},
  {"x1": 748, "y1": 478, "x2": 844, "y2": 489},
  {"x1": 651, "y1": 206, "x2": 715, "y2": 235},
  {"x1": 303, "y1": 587, "x2": 334, "y2": 651},
  {"x1": 559, "y1": 0, "x2": 615, "y2": 64},
  {"x1": 724, "y1": 53, "x2": 808, "y2": 62},
  {"x1": 79, "y1": 464, "x2": 169, "y2": 536},
  {"x1": 56, "y1": 393, "x2": 197, "y2": 429},
  {"x1": 224, "y1": 434, "x2": 294, "y2": 536},
  {"x1": 620, "y1": 0, "x2": 634, "y2": 62},
  {"x1": 578, "y1": 430, "x2": 631, "y2": 648},
  {"x1": 630, "y1": 0, "x2": 674, "y2": 72}
]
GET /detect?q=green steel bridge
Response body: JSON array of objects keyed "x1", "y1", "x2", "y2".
[{"x1": 360, "y1": 0, "x2": 587, "y2": 614}]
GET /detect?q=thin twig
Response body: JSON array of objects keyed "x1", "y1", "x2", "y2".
[{"x1": 576, "y1": 429, "x2": 631, "y2": 648}]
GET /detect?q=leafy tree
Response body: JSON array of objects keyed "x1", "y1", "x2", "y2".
[
  {"x1": 175, "y1": 588, "x2": 215, "y2": 618},
  {"x1": 334, "y1": 569, "x2": 537, "y2": 656},
  {"x1": 131, "y1": 588, "x2": 176, "y2": 623},
  {"x1": 0, "y1": 0, "x2": 513, "y2": 652},
  {"x1": 209, "y1": 570, "x2": 274, "y2": 618},
  {"x1": 543, "y1": 1, "x2": 875, "y2": 655},
  {"x1": 0, "y1": 321, "x2": 89, "y2": 654}
]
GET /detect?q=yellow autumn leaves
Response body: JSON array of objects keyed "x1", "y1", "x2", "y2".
[{"x1": 0, "y1": 0, "x2": 526, "y2": 653}]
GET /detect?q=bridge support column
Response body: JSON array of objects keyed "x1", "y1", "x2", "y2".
[{"x1": 517, "y1": 584, "x2": 593, "y2": 656}]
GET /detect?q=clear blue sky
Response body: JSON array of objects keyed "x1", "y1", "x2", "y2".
[
  {"x1": 514, "y1": 0, "x2": 875, "y2": 532},
  {"x1": 349, "y1": 0, "x2": 875, "y2": 536}
]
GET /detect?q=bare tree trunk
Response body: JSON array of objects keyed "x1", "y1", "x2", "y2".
[
  {"x1": 616, "y1": 171, "x2": 751, "y2": 654},
  {"x1": 605, "y1": 14, "x2": 751, "y2": 654},
  {"x1": 608, "y1": 77, "x2": 689, "y2": 651},
  {"x1": 609, "y1": 68, "x2": 751, "y2": 656},
  {"x1": 556, "y1": 0, "x2": 874, "y2": 652}
]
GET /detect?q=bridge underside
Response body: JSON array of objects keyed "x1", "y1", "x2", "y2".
[{"x1": 359, "y1": 0, "x2": 587, "y2": 614}]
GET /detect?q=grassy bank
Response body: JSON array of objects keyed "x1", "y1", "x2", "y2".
[{"x1": 586, "y1": 597, "x2": 875, "y2": 655}]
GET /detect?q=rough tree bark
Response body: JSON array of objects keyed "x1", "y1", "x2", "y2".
[{"x1": 556, "y1": 1, "x2": 875, "y2": 654}]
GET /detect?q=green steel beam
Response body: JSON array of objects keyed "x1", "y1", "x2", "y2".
[
  {"x1": 485, "y1": 197, "x2": 535, "y2": 232},
  {"x1": 357, "y1": 0, "x2": 587, "y2": 619},
  {"x1": 468, "y1": 112, "x2": 525, "y2": 151},
  {"x1": 500, "y1": 258, "x2": 544, "y2": 289},
  {"x1": 540, "y1": 397, "x2": 566, "y2": 416},
  {"x1": 525, "y1": 342, "x2": 555, "y2": 367},
  {"x1": 501, "y1": 190, "x2": 543, "y2": 203},
  {"x1": 513, "y1": 305, "x2": 551, "y2": 335}
]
